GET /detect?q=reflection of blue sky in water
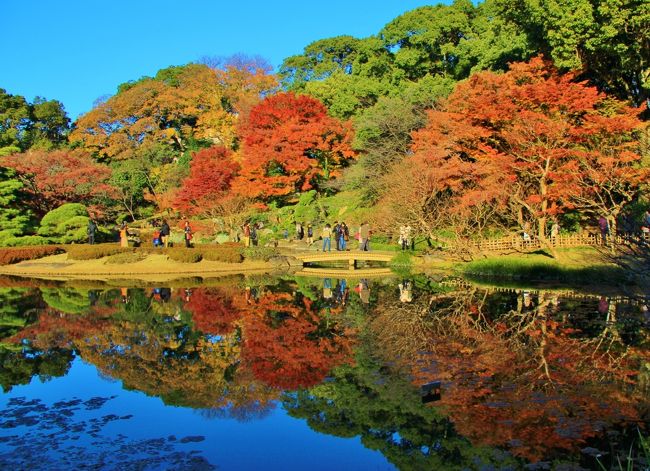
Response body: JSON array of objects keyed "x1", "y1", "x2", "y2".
[{"x1": 0, "y1": 359, "x2": 394, "y2": 470}]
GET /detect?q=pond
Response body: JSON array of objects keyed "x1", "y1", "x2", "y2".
[{"x1": 0, "y1": 274, "x2": 648, "y2": 470}]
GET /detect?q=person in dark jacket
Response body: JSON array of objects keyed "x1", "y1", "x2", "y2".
[
  {"x1": 87, "y1": 219, "x2": 97, "y2": 245},
  {"x1": 160, "y1": 220, "x2": 171, "y2": 247}
]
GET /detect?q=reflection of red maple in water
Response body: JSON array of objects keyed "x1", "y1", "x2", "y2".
[
  {"x1": 184, "y1": 287, "x2": 240, "y2": 335},
  {"x1": 240, "y1": 292, "x2": 354, "y2": 390}
]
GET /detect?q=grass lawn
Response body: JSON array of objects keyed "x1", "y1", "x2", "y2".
[{"x1": 460, "y1": 247, "x2": 628, "y2": 284}]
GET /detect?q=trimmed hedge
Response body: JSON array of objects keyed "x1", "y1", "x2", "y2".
[
  {"x1": 166, "y1": 248, "x2": 202, "y2": 263},
  {"x1": 65, "y1": 244, "x2": 130, "y2": 260},
  {"x1": 200, "y1": 246, "x2": 243, "y2": 263},
  {"x1": 105, "y1": 252, "x2": 149, "y2": 264},
  {"x1": 0, "y1": 246, "x2": 64, "y2": 265},
  {"x1": 242, "y1": 246, "x2": 279, "y2": 261}
]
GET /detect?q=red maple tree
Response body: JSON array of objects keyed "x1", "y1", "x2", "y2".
[
  {"x1": 232, "y1": 92, "x2": 355, "y2": 201},
  {"x1": 173, "y1": 146, "x2": 240, "y2": 216},
  {"x1": 2, "y1": 149, "x2": 116, "y2": 214}
]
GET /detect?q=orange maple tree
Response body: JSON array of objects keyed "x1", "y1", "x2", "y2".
[
  {"x1": 70, "y1": 64, "x2": 238, "y2": 161},
  {"x1": 232, "y1": 92, "x2": 355, "y2": 201},
  {"x1": 401, "y1": 57, "x2": 646, "y2": 245}
]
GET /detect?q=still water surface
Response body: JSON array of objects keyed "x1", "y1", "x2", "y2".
[{"x1": 0, "y1": 275, "x2": 648, "y2": 470}]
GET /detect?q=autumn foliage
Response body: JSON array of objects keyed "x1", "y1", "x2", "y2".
[
  {"x1": 184, "y1": 287, "x2": 240, "y2": 335},
  {"x1": 173, "y1": 146, "x2": 240, "y2": 215},
  {"x1": 0, "y1": 245, "x2": 64, "y2": 265},
  {"x1": 232, "y1": 92, "x2": 355, "y2": 201},
  {"x1": 381, "y1": 57, "x2": 647, "y2": 248},
  {"x1": 238, "y1": 291, "x2": 354, "y2": 389},
  {"x1": 2, "y1": 149, "x2": 116, "y2": 214}
]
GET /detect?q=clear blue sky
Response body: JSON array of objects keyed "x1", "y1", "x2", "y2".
[{"x1": 1, "y1": 0, "x2": 439, "y2": 120}]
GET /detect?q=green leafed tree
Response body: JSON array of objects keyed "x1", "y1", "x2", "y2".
[
  {"x1": 0, "y1": 167, "x2": 35, "y2": 241},
  {"x1": 495, "y1": 0, "x2": 650, "y2": 105},
  {"x1": 0, "y1": 88, "x2": 70, "y2": 155}
]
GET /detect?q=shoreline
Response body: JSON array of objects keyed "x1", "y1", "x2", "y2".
[{"x1": 0, "y1": 253, "x2": 279, "y2": 283}]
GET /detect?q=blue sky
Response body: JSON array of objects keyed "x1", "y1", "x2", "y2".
[{"x1": 1, "y1": 0, "x2": 438, "y2": 120}]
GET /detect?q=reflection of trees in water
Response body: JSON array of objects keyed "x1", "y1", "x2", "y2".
[
  {"x1": 0, "y1": 347, "x2": 74, "y2": 393},
  {"x1": 369, "y1": 286, "x2": 649, "y2": 462},
  {"x1": 5, "y1": 284, "x2": 354, "y2": 416},
  {"x1": 3, "y1": 281, "x2": 648, "y2": 466},
  {"x1": 185, "y1": 287, "x2": 240, "y2": 335},
  {"x1": 283, "y1": 340, "x2": 520, "y2": 469},
  {"x1": 236, "y1": 289, "x2": 355, "y2": 390},
  {"x1": 0, "y1": 287, "x2": 42, "y2": 340}
]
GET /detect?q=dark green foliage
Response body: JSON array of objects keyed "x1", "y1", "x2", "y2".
[
  {"x1": 0, "y1": 167, "x2": 35, "y2": 240},
  {"x1": 495, "y1": 0, "x2": 650, "y2": 105},
  {"x1": 0, "y1": 88, "x2": 70, "y2": 154},
  {"x1": 37, "y1": 203, "x2": 89, "y2": 244}
]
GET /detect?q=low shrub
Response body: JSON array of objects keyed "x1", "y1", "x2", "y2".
[
  {"x1": 105, "y1": 252, "x2": 149, "y2": 264},
  {"x1": 0, "y1": 246, "x2": 64, "y2": 265},
  {"x1": 166, "y1": 248, "x2": 202, "y2": 263},
  {"x1": 201, "y1": 246, "x2": 243, "y2": 263},
  {"x1": 65, "y1": 244, "x2": 130, "y2": 260},
  {"x1": 241, "y1": 246, "x2": 279, "y2": 261}
]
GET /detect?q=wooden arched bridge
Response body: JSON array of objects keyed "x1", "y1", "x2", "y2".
[{"x1": 294, "y1": 250, "x2": 395, "y2": 270}]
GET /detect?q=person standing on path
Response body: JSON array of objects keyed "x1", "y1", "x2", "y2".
[
  {"x1": 160, "y1": 219, "x2": 171, "y2": 247},
  {"x1": 322, "y1": 224, "x2": 332, "y2": 252},
  {"x1": 332, "y1": 221, "x2": 341, "y2": 251},
  {"x1": 295, "y1": 221, "x2": 304, "y2": 240},
  {"x1": 359, "y1": 222, "x2": 371, "y2": 251},
  {"x1": 87, "y1": 218, "x2": 97, "y2": 245},
  {"x1": 119, "y1": 222, "x2": 129, "y2": 247},
  {"x1": 250, "y1": 223, "x2": 258, "y2": 246},
  {"x1": 307, "y1": 224, "x2": 314, "y2": 246},
  {"x1": 184, "y1": 220, "x2": 193, "y2": 248},
  {"x1": 339, "y1": 222, "x2": 348, "y2": 251},
  {"x1": 242, "y1": 222, "x2": 251, "y2": 247},
  {"x1": 598, "y1": 216, "x2": 609, "y2": 245}
]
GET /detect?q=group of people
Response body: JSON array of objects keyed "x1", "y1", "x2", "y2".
[
  {"x1": 316, "y1": 221, "x2": 371, "y2": 252},
  {"x1": 241, "y1": 222, "x2": 260, "y2": 248},
  {"x1": 151, "y1": 220, "x2": 172, "y2": 247},
  {"x1": 320, "y1": 221, "x2": 351, "y2": 251},
  {"x1": 398, "y1": 224, "x2": 414, "y2": 250},
  {"x1": 151, "y1": 220, "x2": 193, "y2": 248}
]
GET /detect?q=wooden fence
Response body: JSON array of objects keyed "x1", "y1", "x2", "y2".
[{"x1": 473, "y1": 232, "x2": 646, "y2": 252}]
